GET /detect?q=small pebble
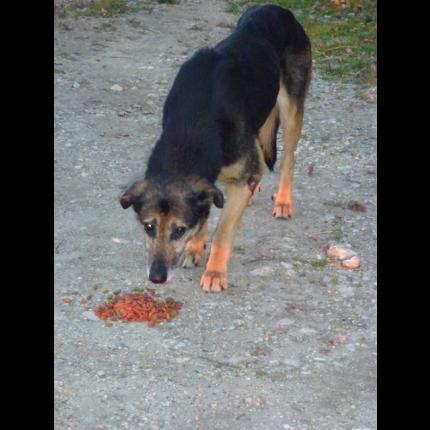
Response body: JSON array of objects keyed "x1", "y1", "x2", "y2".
[
  {"x1": 82, "y1": 311, "x2": 99, "y2": 321},
  {"x1": 276, "y1": 318, "x2": 295, "y2": 327},
  {"x1": 253, "y1": 396, "x2": 265, "y2": 406},
  {"x1": 112, "y1": 237, "x2": 129, "y2": 244},
  {"x1": 282, "y1": 359, "x2": 300, "y2": 368},
  {"x1": 110, "y1": 84, "x2": 123, "y2": 92}
]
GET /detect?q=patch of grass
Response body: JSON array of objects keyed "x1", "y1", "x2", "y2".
[
  {"x1": 330, "y1": 226, "x2": 343, "y2": 241},
  {"x1": 226, "y1": 1, "x2": 244, "y2": 14},
  {"x1": 56, "y1": 0, "x2": 136, "y2": 18},
  {"x1": 292, "y1": 255, "x2": 332, "y2": 270},
  {"x1": 74, "y1": 0, "x2": 128, "y2": 17},
  {"x1": 57, "y1": 8, "x2": 69, "y2": 18},
  {"x1": 310, "y1": 258, "x2": 329, "y2": 269},
  {"x1": 56, "y1": 0, "x2": 179, "y2": 19},
  {"x1": 225, "y1": 0, "x2": 376, "y2": 85},
  {"x1": 292, "y1": 256, "x2": 308, "y2": 265}
]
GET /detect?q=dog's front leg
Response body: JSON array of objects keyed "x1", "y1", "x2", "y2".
[
  {"x1": 200, "y1": 183, "x2": 251, "y2": 292},
  {"x1": 182, "y1": 222, "x2": 208, "y2": 267}
]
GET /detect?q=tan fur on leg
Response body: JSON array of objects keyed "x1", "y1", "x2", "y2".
[
  {"x1": 258, "y1": 105, "x2": 280, "y2": 168},
  {"x1": 200, "y1": 184, "x2": 251, "y2": 292},
  {"x1": 273, "y1": 82, "x2": 303, "y2": 219}
]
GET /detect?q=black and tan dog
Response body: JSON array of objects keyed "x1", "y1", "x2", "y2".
[{"x1": 120, "y1": 5, "x2": 312, "y2": 292}]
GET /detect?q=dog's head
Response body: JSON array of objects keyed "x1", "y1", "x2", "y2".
[{"x1": 120, "y1": 177, "x2": 224, "y2": 284}]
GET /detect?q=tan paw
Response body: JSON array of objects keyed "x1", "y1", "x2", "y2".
[
  {"x1": 200, "y1": 270, "x2": 228, "y2": 293},
  {"x1": 272, "y1": 193, "x2": 293, "y2": 219},
  {"x1": 182, "y1": 242, "x2": 206, "y2": 268}
]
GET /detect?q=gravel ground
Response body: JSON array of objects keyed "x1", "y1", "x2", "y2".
[{"x1": 54, "y1": 1, "x2": 377, "y2": 429}]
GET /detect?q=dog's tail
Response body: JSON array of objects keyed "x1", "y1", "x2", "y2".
[{"x1": 259, "y1": 106, "x2": 280, "y2": 171}]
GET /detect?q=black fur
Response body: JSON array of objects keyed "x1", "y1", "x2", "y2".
[{"x1": 144, "y1": 4, "x2": 311, "y2": 186}]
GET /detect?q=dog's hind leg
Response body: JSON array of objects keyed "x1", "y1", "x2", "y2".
[
  {"x1": 247, "y1": 105, "x2": 280, "y2": 206},
  {"x1": 273, "y1": 42, "x2": 311, "y2": 219},
  {"x1": 200, "y1": 183, "x2": 251, "y2": 292},
  {"x1": 272, "y1": 82, "x2": 303, "y2": 219},
  {"x1": 248, "y1": 137, "x2": 269, "y2": 205},
  {"x1": 182, "y1": 222, "x2": 208, "y2": 268},
  {"x1": 258, "y1": 105, "x2": 280, "y2": 172}
]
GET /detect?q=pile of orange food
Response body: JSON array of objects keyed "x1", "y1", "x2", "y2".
[{"x1": 94, "y1": 292, "x2": 182, "y2": 327}]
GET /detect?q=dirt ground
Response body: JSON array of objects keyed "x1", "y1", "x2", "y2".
[{"x1": 54, "y1": 1, "x2": 377, "y2": 429}]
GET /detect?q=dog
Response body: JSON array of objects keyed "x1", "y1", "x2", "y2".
[{"x1": 120, "y1": 4, "x2": 312, "y2": 292}]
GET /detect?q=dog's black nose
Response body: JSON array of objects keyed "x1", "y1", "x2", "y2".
[
  {"x1": 149, "y1": 261, "x2": 168, "y2": 284},
  {"x1": 149, "y1": 272, "x2": 167, "y2": 284}
]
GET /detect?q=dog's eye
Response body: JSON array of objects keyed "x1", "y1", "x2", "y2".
[
  {"x1": 143, "y1": 223, "x2": 155, "y2": 236},
  {"x1": 172, "y1": 226, "x2": 186, "y2": 240}
]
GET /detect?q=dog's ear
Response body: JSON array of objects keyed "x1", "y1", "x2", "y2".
[
  {"x1": 192, "y1": 179, "x2": 224, "y2": 209},
  {"x1": 120, "y1": 180, "x2": 147, "y2": 210},
  {"x1": 209, "y1": 185, "x2": 224, "y2": 208}
]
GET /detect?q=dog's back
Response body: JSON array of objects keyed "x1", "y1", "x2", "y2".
[{"x1": 146, "y1": 5, "x2": 311, "y2": 183}]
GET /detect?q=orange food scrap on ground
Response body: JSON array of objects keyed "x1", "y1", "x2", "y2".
[
  {"x1": 340, "y1": 255, "x2": 361, "y2": 269},
  {"x1": 94, "y1": 292, "x2": 182, "y2": 327},
  {"x1": 324, "y1": 244, "x2": 362, "y2": 269}
]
